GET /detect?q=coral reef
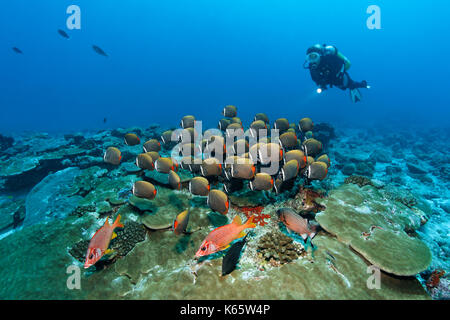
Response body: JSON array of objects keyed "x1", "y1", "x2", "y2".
[
  {"x1": 0, "y1": 134, "x2": 14, "y2": 152},
  {"x1": 0, "y1": 203, "x2": 431, "y2": 300},
  {"x1": 282, "y1": 187, "x2": 325, "y2": 215},
  {"x1": 369, "y1": 150, "x2": 392, "y2": 164},
  {"x1": 425, "y1": 270, "x2": 446, "y2": 289},
  {"x1": 382, "y1": 185, "x2": 419, "y2": 209},
  {"x1": 341, "y1": 163, "x2": 356, "y2": 176},
  {"x1": 70, "y1": 204, "x2": 97, "y2": 217},
  {"x1": 0, "y1": 197, "x2": 25, "y2": 234},
  {"x1": 420, "y1": 269, "x2": 449, "y2": 300},
  {"x1": 312, "y1": 123, "x2": 336, "y2": 148},
  {"x1": 69, "y1": 221, "x2": 147, "y2": 266},
  {"x1": 344, "y1": 175, "x2": 374, "y2": 188},
  {"x1": 237, "y1": 206, "x2": 271, "y2": 226},
  {"x1": 228, "y1": 189, "x2": 274, "y2": 207},
  {"x1": 0, "y1": 125, "x2": 164, "y2": 193},
  {"x1": 0, "y1": 216, "x2": 93, "y2": 299},
  {"x1": 0, "y1": 123, "x2": 447, "y2": 300},
  {"x1": 24, "y1": 167, "x2": 83, "y2": 227},
  {"x1": 315, "y1": 184, "x2": 431, "y2": 276}
]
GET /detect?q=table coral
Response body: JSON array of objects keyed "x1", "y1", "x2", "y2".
[{"x1": 315, "y1": 183, "x2": 432, "y2": 276}]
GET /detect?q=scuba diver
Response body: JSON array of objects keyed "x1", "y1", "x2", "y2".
[{"x1": 303, "y1": 44, "x2": 369, "y2": 103}]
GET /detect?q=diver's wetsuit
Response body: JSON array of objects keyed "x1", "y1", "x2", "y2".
[{"x1": 310, "y1": 49, "x2": 366, "y2": 91}]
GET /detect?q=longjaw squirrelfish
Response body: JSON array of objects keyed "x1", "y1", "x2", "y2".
[
  {"x1": 84, "y1": 215, "x2": 124, "y2": 268},
  {"x1": 195, "y1": 215, "x2": 256, "y2": 257}
]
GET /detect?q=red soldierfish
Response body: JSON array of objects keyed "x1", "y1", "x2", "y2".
[
  {"x1": 84, "y1": 215, "x2": 124, "y2": 268},
  {"x1": 277, "y1": 208, "x2": 317, "y2": 240},
  {"x1": 195, "y1": 215, "x2": 256, "y2": 257}
]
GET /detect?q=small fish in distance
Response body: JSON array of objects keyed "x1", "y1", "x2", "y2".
[
  {"x1": 92, "y1": 45, "x2": 108, "y2": 57},
  {"x1": 57, "y1": 29, "x2": 70, "y2": 39},
  {"x1": 12, "y1": 47, "x2": 23, "y2": 54}
]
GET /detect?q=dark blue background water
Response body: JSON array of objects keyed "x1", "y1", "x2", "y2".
[{"x1": 1, "y1": 0, "x2": 449, "y2": 133}]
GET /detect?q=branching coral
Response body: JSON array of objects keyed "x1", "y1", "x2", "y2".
[{"x1": 256, "y1": 231, "x2": 303, "y2": 266}]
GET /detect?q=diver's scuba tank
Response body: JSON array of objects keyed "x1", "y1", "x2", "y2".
[
  {"x1": 325, "y1": 45, "x2": 351, "y2": 71},
  {"x1": 322, "y1": 44, "x2": 351, "y2": 71},
  {"x1": 306, "y1": 44, "x2": 323, "y2": 55}
]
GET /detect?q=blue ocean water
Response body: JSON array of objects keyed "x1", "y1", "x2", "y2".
[{"x1": 1, "y1": 0, "x2": 449, "y2": 133}]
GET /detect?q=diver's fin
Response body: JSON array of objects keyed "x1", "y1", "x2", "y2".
[{"x1": 350, "y1": 88, "x2": 362, "y2": 103}]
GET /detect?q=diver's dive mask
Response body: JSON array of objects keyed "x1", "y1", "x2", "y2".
[{"x1": 303, "y1": 52, "x2": 321, "y2": 69}]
